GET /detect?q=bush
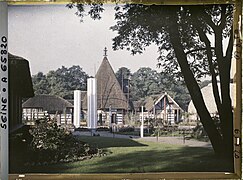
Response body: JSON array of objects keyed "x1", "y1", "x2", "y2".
[
  {"x1": 28, "y1": 118, "x2": 103, "y2": 165},
  {"x1": 191, "y1": 125, "x2": 209, "y2": 141},
  {"x1": 118, "y1": 125, "x2": 135, "y2": 132},
  {"x1": 9, "y1": 126, "x2": 33, "y2": 171},
  {"x1": 97, "y1": 126, "x2": 110, "y2": 131},
  {"x1": 191, "y1": 115, "x2": 221, "y2": 142}
]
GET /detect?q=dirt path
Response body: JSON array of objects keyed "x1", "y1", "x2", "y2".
[
  {"x1": 140, "y1": 136, "x2": 212, "y2": 148},
  {"x1": 73, "y1": 131, "x2": 212, "y2": 148}
]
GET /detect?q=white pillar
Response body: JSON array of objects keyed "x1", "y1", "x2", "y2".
[
  {"x1": 0, "y1": 2, "x2": 8, "y2": 179},
  {"x1": 109, "y1": 105, "x2": 112, "y2": 128},
  {"x1": 74, "y1": 90, "x2": 81, "y2": 128},
  {"x1": 87, "y1": 78, "x2": 97, "y2": 134},
  {"x1": 140, "y1": 106, "x2": 144, "y2": 138}
]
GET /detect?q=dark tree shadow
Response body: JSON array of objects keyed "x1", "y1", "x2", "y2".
[
  {"x1": 77, "y1": 136, "x2": 148, "y2": 148},
  {"x1": 86, "y1": 147, "x2": 232, "y2": 173},
  {"x1": 13, "y1": 146, "x2": 232, "y2": 173}
]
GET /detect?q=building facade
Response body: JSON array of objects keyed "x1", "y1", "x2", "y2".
[
  {"x1": 135, "y1": 93, "x2": 184, "y2": 125},
  {"x1": 22, "y1": 95, "x2": 74, "y2": 125}
]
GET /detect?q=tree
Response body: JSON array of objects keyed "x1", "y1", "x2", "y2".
[
  {"x1": 127, "y1": 68, "x2": 190, "y2": 109},
  {"x1": 110, "y1": 4, "x2": 234, "y2": 160},
  {"x1": 47, "y1": 65, "x2": 89, "y2": 99},
  {"x1": 32, "y1": 65, "x2": 89, "y2": 99},
  {"x1": 129, "y1": 67, "x2": 161, "y2": 101},
  {"x1": 115, "y1": 67, "x2": 131, "y2": 93},
  {"x1": 68, "y1": 3, "x2": 234, "y2": 163},
  {"x1": 32, "y1": 72, "x2": 50, "y2": 95}
]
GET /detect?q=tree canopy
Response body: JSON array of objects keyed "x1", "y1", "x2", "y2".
[
  {"x1": 68, "y1": 3, "x2": 235, "y2": 164},
  {"x1": 112, "y1": 4, "x2": 234, "y2": 161},
  {"x1": 115, "y1": 67, "x2": 131, "y2": 94},
  {"x1": 32, "y1": 65, "x2": 190, "y2": 110},
  {"x1": 32, "y1": 65, "x2": 89, "y2": 99},
  {"x1": 127, "y1": 67, "x2": 190, "y2": 110}
]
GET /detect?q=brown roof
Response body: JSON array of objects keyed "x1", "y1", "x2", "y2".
[
  {"x1": 94, "y1": 57, "x2": 128, "y2": 110},
  {"x1": 144, "y1": 95, "x2": 159, "y2": 111},
  {"x1": 144, "y1": 93, "x2": 183, "y2": 112},
  {"x1": 9, "y1": 53, "x2": 34, "y2": 97},
  {"x1": 132, "y1": 100, "x2": 146, "y2": 111},
  {"x1": 23, "y1": 95, "x2": 73, "y2": 113}
]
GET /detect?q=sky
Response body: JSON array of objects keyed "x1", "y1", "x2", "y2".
[{"x1": 8, "y1": 4, "x2": 159, "y2": 76}]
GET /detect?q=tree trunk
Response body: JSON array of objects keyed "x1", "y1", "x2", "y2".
[
  {"x1": 214, "y1": 21, "x2": 234, "y2": 164},
  {"x1": 191, "y1": 5, "x2": 234, "y2": 168},
  {"x1": 194, "y1": 18, "x2": 233, "y2": 160},
  {"x1": 219, "y1": 59, "x2": 234, "y2": 165},
  {"x1": 220, "y1": 28, "x2": 234, "y2": 164},
  {"x1": 167, "y1": 13, "x2": 224, "y2": 154}
]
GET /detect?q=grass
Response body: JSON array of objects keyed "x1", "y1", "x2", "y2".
[
  {"x1": 114, "y1": 130, "x2": 194, "y2": 138},
  {"x1": 11, "y1": 136, "x2": 232, "y2": 173}
]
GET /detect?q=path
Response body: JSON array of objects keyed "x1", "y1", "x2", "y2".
[{"x1": 73, "y1": 131, "x2": 212, "y2": 149}]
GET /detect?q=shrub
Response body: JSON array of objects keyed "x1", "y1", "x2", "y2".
[
  {"x1": 191, "y1": 125, "x2": 209, "y2": 141},
  {"x1": 118, "y1": 125, "x2": 135, "y2": 132},
  {"x1": 28, "y1": 118, "x2": 102, "y2": 165},
  {"x1": 191, "y1": 115, "x2": 220, "y2": 142},
  {"x1": 97, "y1": 126, "x2": 110, "y2": 131}
]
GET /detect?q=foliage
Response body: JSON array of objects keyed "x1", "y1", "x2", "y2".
[
  {"x1": 118, "y1": 125, "x2": 135, "y2": 132},
  {"x1": 32, "y1": 72, "x2": 50, "y2": 95},
  {"x1": 68, "y1": 3, "x2": 235, "y2": 158},
  {"x1": 33, "y1": 65, "x2": 190, "y2": 110},
  {"x1": 66, "y1": 2, "x2": 104, "y2": 22},
  {"x1": 116, "y1": 67, "x2": 191, "y2": 110},
  {"x1": 129, "y1": 67, "x2": 160, "y2": 101},
  {"x1": 191, "y1": 125, "x2": 209, "y2": 142},
  {"x1": 109, "y1": 4, "x2": 234, "y2": 158},
  {"x1": 191, "y1": 115, "x2": 220, "y2": 142},
  {"x1": 109, "y1": 4, "x2": 233, "y2": 79},
  {"x1": 28, "y1": 118, "x2": 102, "y2": 164},
  {"x1": 115, "y1": 67, "x2": 131, "y2": 93},
  {"x1": 29, "y1": 3, "x2": 235, "y2": 161},
  {"x1": 157, "y1": 72, "x2": 191, "y2": 110},
  {"x1": 32, "y1": 65, "x2": 88, "y2": 99}
]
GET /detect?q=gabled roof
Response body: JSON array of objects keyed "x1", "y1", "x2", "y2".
[
  {"x1": 132, "y1": 100, "x2": 146, "y2": 111},
  {"x1": 145, "y1": 93, "x2": 183, "y2": 112},
  {"x1": 95, "y1": 57, "x2": 128, "y2": 110},
  {"x1": 9, "y1": 53, "x2": 34, "y2": 97},
  {"x1": 188, "y1": 83, "x2": 235, "y2": 115},
  {"x1": 23, "y1": 95, "x2": 73, "y2": 113}
]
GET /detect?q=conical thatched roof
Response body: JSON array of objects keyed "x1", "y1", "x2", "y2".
[
  {"x1": 94, "y1": 57, "x2": 128, "y2": 110},
  {"x1": 23, "y1": 95, "x2": 73, "y2": 113}
]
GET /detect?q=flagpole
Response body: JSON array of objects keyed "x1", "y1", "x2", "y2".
[{"x1": 140, "y1": 106, "x2": 144, "y2": 138}]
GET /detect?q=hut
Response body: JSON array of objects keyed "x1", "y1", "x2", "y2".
[
  {"x1": 9, "y1": 53, "x2": 34, "y2": 132},
  {"x1": 187, "y1": 83, "x2": 235, "y2": 124},
  {"x1": 80, "y1": 54, "x2": 128, "y2": 126},
  {"x1": 22, "y1": 95, "x2": 74, "y2": 125},
  {"x1": 96, "y1": 56, "x2": 128, "y2": 125},
  {"x1": 137, "y1": 92, "x2": 184, "y2": 125}
]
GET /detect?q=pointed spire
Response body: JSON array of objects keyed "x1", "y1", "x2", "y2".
[{"x1": 104, "y1": 47, "x2": 108, "y2": 57}]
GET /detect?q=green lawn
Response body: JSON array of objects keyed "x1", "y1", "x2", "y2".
[{"x1": 12, "y1": 136, "x2": 231, "y2": 173}]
